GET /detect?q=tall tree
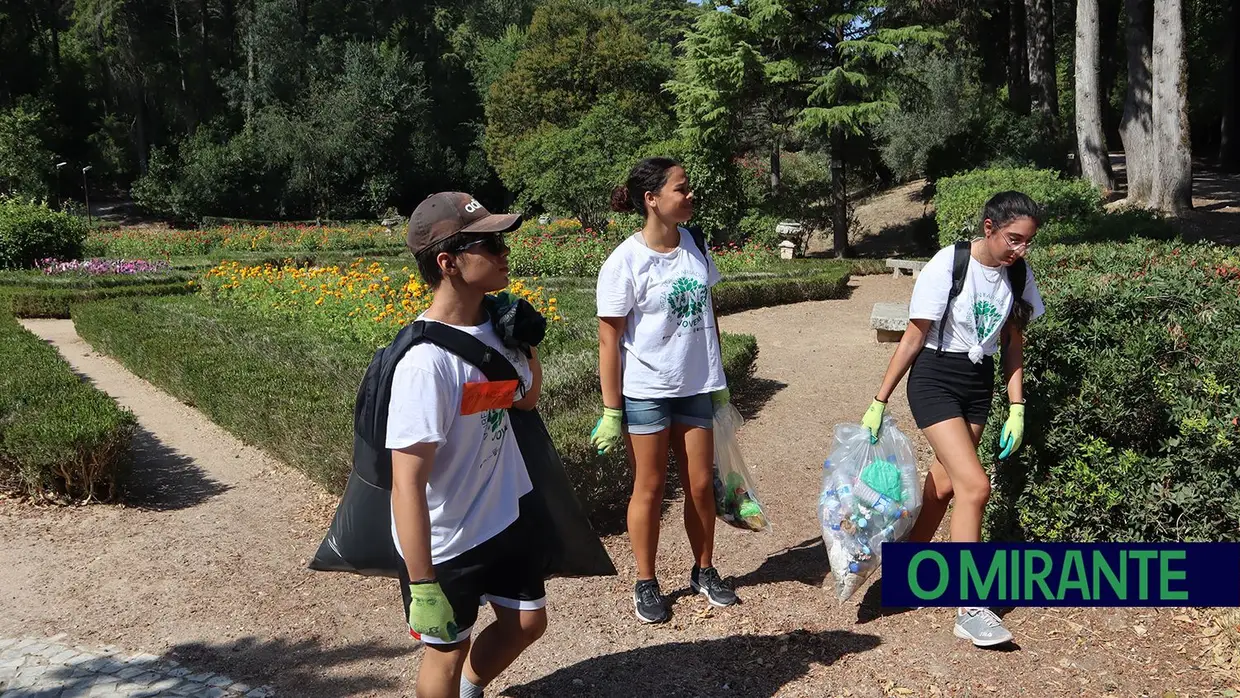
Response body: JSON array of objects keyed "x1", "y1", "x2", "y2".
[
  {"x1": 1075, "y1": 0, "x2": 1115, "y2": 192},
  {"x1": 1008, "y1": 0, "x2": 1031, "y2": 114},
  {"x1": 670, "y1": 0, "x2": 937, "y2": 253},
  {"x1": 1149, "y1": 0, "x2": 1191, "y2": 213},
  {"x1": 1119, "y1": 0, "x2": 1154, "y2": 204},
  {"x1": 1024, "y1": 0, "x2": 1059, "y2": 137}
]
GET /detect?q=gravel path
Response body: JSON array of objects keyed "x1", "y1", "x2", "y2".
[{"x1": 1, "y1": 278, "x2": 1224, "y2": 697}]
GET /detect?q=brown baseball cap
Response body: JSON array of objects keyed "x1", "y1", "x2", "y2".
[{"x1": 406, "y1": 192, "x2": 522, "y2": 255}]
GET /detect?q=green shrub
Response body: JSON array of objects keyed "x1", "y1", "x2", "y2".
[
  {"x1": 714, "y1": 268, "x2": 851, "y2": 315},
  {"x1": 934, "y1": 167, "x2": 1102, "y2": 247},
  {"x1": 0, "y1": 281, "x2": 195, "y2": 318},
  {"x1": 0, "y1": 198, "x2": 88, "y2": 268},
  {"x1": 0, "y1": 314, "x2": 135, "y2": 501},
  {"x1": 983, "y1": 242, "x2": 1240, "y2": 543},
  {"x1": 73, "y1": 295, "x2": 760, "y2": 527}
]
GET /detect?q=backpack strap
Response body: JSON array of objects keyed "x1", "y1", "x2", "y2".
[
  {"x1": 687, "y1": 225, "x2": 709, "y2": 258},
  {"x1": 419, "y1": 321, "x2": 520, "y2": 383},
  {"x1": 937, "y1": 241, "x2": 972, "y2": 357}
]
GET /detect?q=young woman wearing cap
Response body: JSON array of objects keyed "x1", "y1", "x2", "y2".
[
  {"x1": 589, "y1": 157, "x2": 738, "y2": 624},
  {"x1": 862, "y1": 191, "x2": 1046, "y2": 647}
]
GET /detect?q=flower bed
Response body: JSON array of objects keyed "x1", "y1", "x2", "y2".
[
  {"x1": 85, "y1": 224, "x2": 405, "y2": 258},
  {"x1": 38, "y1": 258, "x2": 171, "y2": 275},
  {"x1": 199, "y1": 259, "x2": 559, "y2": 349}
]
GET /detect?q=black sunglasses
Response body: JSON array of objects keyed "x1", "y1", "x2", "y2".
[
  {"x1": 452, "y1": 233, "x2": 508, "y2": 255},
  {"x1": 451, "y1": 234, "x2": 508, "y2": 256}
]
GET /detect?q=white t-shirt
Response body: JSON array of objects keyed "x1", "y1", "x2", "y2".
[
  {"x1": 908, "y1": 244, "x2": 1046, "y2": 361},
  {"x1": 596, "y1": 227, "x2": 727, "y2": 399},
  {"x1": 387, "y1": 317, "x2": 534, "y2": 565}
]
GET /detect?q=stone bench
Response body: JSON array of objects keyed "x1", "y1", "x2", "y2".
[
  {"x1": 886, "y1": 258, "x2": 927, "y2": 278},
  {"x1": 871, "y1": 302, "x2": 909, "y2": 343}
]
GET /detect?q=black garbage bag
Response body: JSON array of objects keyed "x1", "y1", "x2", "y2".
[{"x1": 308, "y1": 319, "x2": 615, "y2": 580}]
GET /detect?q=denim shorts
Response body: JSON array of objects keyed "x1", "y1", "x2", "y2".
[{"x1": 623, "y1": 394, "x2": 714, "y2": 435}]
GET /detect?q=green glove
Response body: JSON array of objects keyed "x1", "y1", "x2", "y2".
[
  {"x1": 406, "y1": 581, "x2": 459, "y2": 643},
  {"x1": 861, "y1": 399, "x2": 886, "y2": 443},
  {"x1": 999, "y1": 403, "x2": 1026, "y2": 459},
  {"x1": 710, "y1": 387, "x2": 731, "y2": 411},
  {"x1": 589, "y1": 407, "x2": 624, "y2": 455}
]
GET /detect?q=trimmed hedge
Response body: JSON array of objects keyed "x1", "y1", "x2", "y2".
[
  {"x1": 984, "y1": 241, "x2": 1240, "y2": 543},
  {"x1": 935, "y1": 167, "x2": 1103, "y2": 246},
  {"x1": 0, "y1": 281, "x2": 196, "y2": 318},
  {"x1": 0, "y1": 199, "x2": 88, "y2": 268},
  {"x1": 714, "y1": 268, "x2": 851, "y2": 315},
  {"x1": 0, "y1": 314, "x2": 135, "y2": 501},
  {"x1": 73, "y1": 295, "x2": 759, "y2": 525}
]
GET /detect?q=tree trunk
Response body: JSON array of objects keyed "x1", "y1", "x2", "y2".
[
  {"x1": 1221, "y1": 4, "x2": 1238, "y2": 168},
  {"x1": 1149, "y1": 0, "x2": 1191, "y2": 214},
  {"x1": 831, "y1": 129, "x2": 848, "y2": 258},
  {"x1": 1025, "y1": 0, "x2": 1060, "y2": 137},
  {"x1": 1119, "y1": 0, "x2": 1154, "y2": 204},
  {"x1": 171, "y1": 0, "x2": 187, "y2": 94},
  {"x1": 245, "y1": 20, "x2": 254, "y2": 127},
  {"x1": 1009, "y1": 0, "x2": 1031, "y2": 114},
  {"x1": 1075, "y1": 0, "x2": 1116, "y2": 193},
  {"x1": 769, "y1": 137, "x2": 781, "y2": 192},
  {"x1": 48, "y1": 0, "x2": 61, "y2": 77}
]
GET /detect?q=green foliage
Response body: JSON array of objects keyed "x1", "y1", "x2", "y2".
[
  {"x1": 0, "y1": 103, "x2": 53, "y2": 199},
  {"x1": 876, "y1": 47, "x2": 1066, "y2": 181},
  {"x1": 0, "y1": 199, "x2": 87, "y2": 269},
  {"x1": 668, "y1": 0, "x2": 937, "y2": 242},
  {"x1": 712, "y1": 267, "x2": 851, "y2": 315},
  {"x1": 134, "y1": 41, "x2": 434, "y2": 221},
  {"x1": 984, "y1": 242, "x2": 1240, "y2": 542},
  {"x1": 0, "y1": 314, "x2": 135, "y2": 502},
  {"x1": 934, "y1": 167, "x2": 1104, "y2": 246},
  {"x1": 507, "y1": 98, "x2": 670, "y2": 230},
  {"x1": 0, "y1": 281, "x2": 195, "y2": 319},
  {"x1": 484, "y1": 0, "x2": 673, "y2": 226}
]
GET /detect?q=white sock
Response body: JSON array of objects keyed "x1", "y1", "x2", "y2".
[{"x1": 460, "y1": 674, "x2": 484, "y2": 698}]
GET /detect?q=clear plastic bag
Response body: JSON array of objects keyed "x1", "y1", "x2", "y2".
[
  {"x1": 819, "y1": 415, "x2": 921, "y2": 601},
  {"x1": 711, "y1": 403, "x2": 771, "y2": 532}
]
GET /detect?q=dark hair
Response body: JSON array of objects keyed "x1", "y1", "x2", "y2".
[
  {"x1": 980, "y1": 190, "x2": 1040, "y2": 331},
  {"x1": 979, "y1": 190, "x2": 1041, "y2": 235},
  {"x1": 414, "y1": 230, "x2": 485, "y2": 287},
  {"x1": 610, "y1": 157, "x2": 681, "y2": 217}
]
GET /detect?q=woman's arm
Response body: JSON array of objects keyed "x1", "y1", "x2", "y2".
[
  {"x1": 598, "y1": 317, "x2": 626, "y2": 408},
  {"x1": 874, "y1": 319, "x2": 932, "y2": 402},
  {"x1": 1001, "y1": 322, "x2": 1025, "y2": 404}
]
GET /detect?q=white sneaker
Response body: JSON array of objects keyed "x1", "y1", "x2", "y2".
[{"x1": 953, "y1": 608, "x2": 1014, "y2": 647}]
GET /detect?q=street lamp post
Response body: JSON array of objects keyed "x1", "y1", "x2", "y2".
[
  {"x1": 55, "y1": 162, "x2": 67, "y2": 210},
  {"x1": 81, "y1": 166, "x2": 93, "y2": 227}
]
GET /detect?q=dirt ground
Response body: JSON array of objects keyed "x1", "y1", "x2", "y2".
[{"x1": 3, "y1": 277, "x2": 1235, "y2": 698}]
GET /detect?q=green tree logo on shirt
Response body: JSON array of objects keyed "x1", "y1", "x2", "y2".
[
  {"x1": 666, "y1": 276, "x2": 707, "y2": 326},
  {"x1": 483, "y1": 408, "x2": 505, "y2": 437},
  {"x1": 973, "y1": 298, "x2": 1004, "y2": 343}
]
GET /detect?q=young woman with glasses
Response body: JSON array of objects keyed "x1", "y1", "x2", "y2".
[{"x1": 861, "y1": 190, "x2": 1046, "y2": 647}]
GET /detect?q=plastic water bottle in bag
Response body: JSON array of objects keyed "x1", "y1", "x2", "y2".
[{"x1": 819, "y1": 415, "x2": 921, "y2": 601}]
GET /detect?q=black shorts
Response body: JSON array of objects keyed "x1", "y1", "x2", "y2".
[
  {"x1": 398, "y1": 498, "x2": 549, "y2": 646},
  {"x1": 906, "y1": 347, "x2": 995, "y2": 429}
]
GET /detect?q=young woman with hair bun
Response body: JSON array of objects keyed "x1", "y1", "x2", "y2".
[{"x1": 589, "y1": 157, "x2": 738, "y2": 624}]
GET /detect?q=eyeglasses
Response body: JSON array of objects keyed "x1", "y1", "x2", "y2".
[
  {"x1": 453, "y1": 233, "x2": 508, "y2": 256},
  {"x1": 1002, "y1": 231, "x2": 1034, "y2": 252}
]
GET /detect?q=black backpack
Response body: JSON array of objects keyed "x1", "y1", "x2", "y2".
[
  {"x1": 937, "y1": 240, "x2": 1027, "y2": 357},
  {"x1": 308, "y1": 320, "x2": 616, "y2": 580}
]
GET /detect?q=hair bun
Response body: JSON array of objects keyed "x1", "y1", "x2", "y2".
[{"x1": 610, "y1": 186, "x2": 634, "y2": 213}]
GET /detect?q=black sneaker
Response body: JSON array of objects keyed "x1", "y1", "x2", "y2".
[
  {"x1": 690, "y1": 566, "x2": 738, "y2": 607},
  {"x1": 633, "y1": 579, "x2": 668, "y2": 624}
]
